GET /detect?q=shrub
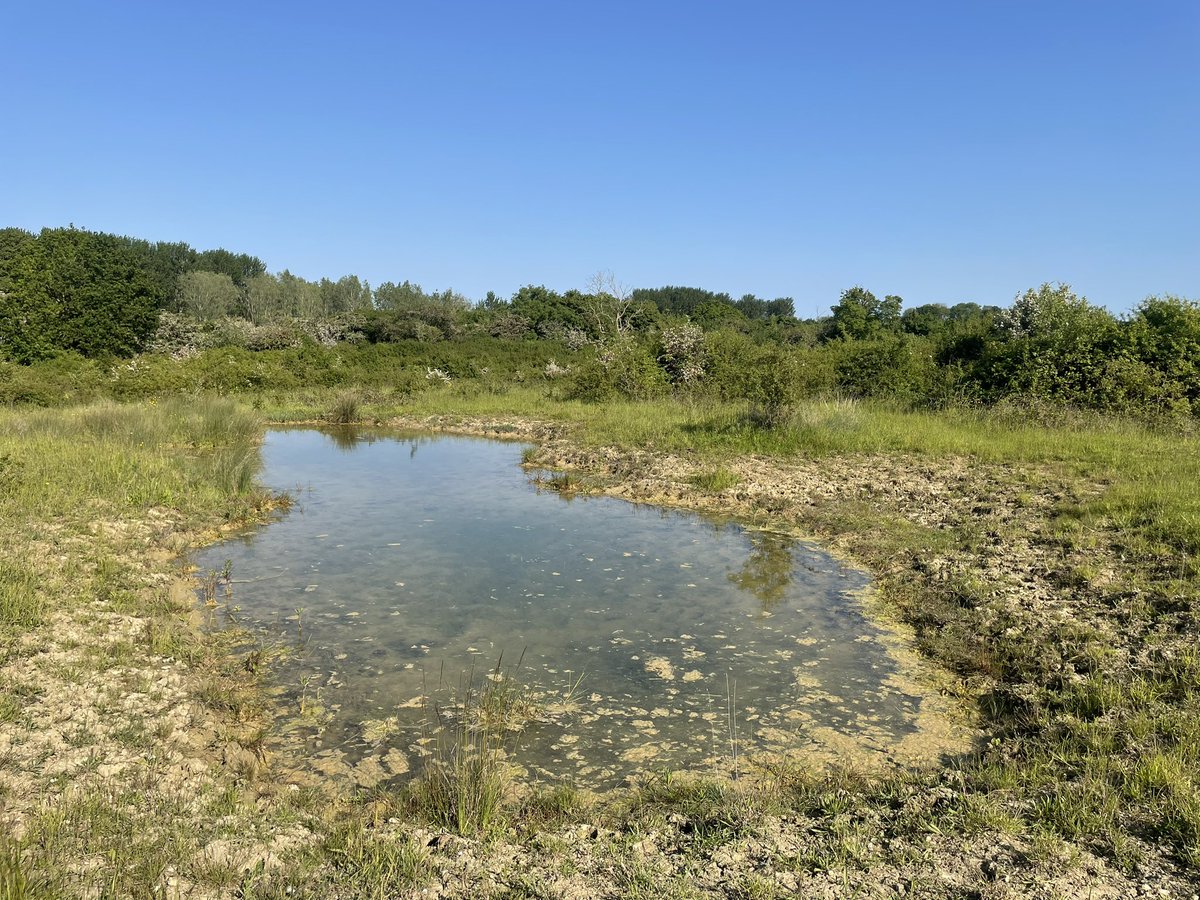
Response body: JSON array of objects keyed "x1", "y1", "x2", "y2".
[
  {"x1": 145, "y1": 312, "x2": 210, "y2": 358},
  {"x1": 658, "y1": 322, "x2": 707, "y2": 385},
  {"x1": 701, "y1": 330, "x2": 760, "y2": 400},
  {"x1": 243, "y1": 322, "x2": 303, "y2": 351},
  {"x1": 828, "y1": 335, "x2": 941, "y2": 404},
  {"x1": 976, "y1": 283, "x2": 1122, "y2": 409},
  {"x1": 743, "y1": 347, "x2": 807, "y2": 428},
  {"x1": 560, "y1": 340, "x2": 667, "y2": 402}
]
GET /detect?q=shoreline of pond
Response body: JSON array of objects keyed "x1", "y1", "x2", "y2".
[
  {"x1": 204, "y1": 422, "x2": 975, "y2": 795},
  {"x1": 6, "y1": 401, "x2": 1190, "y2": 897}
]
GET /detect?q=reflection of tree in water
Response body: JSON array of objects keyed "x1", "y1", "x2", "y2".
[
  {"x1": 323, "y1": 426, "x2": 365, "y2": 451},
  {"x1": 320, "y1": 428, "x2": 433, "y2": 456},
  {"x1": 728, "y1": 532, "x2": 796, "y2": 610}
]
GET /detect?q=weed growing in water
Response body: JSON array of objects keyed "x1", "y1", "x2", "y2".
[
  {"x1": 412, "y1": 656, "x2": 534, "y2": 836},
  {"x1": 545, "y1": 473, "x2": 577, "y2": 496},
  {"x1": 726, "y1": 673, "x2": 741, "y2": 781}
]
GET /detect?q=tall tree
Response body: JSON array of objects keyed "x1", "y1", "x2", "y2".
[
  {"x1": 319, "y1": 275, "x2": 372, "y2": 315},
  {"x1": 175, "y1": 270, "x2": 240, "y2": 320},
  {"x1": 194, "y1": 248, "x2": 266, "y2": 286},
  {"x1": 118, "y1": 237, "x2": 198, "y2": 305},
  {"x1": 582, "y1": 271, "x2": 636, "y2": 339},
  {"x1": 824, "y1": 286, "x2": 903, "y2": 341},
  {"x1": 0, "y1": 227, "x2": 34, "y2": 295},
  {"x1": 632, "y1": 285, "x2": 734, "y2": 317},
  {"x1": 277, "y1": 270, "x2": 322, "y2": 318},
  {"x1": 241, "y1": 273, "x2": 281, "y2": 324},
  {"x1": 374, "y1": 280, "x2": 428, "y2": 310},
  {"x1": 0, "y1": 227, "x2": 163, "y2": 361}
]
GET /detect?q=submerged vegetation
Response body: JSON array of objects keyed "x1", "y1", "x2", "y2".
[{"x1": 1, "y1": 223, "x2": 1200, "y2": 894}]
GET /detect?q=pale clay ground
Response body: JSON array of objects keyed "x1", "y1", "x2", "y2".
[{"x1": 1, "y1": 414, "x2": 1195, "y2": 897}]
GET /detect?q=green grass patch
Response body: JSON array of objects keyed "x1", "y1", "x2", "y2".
[{"x1": 687, "y1": 468, "x2": 741, "y2": 492}]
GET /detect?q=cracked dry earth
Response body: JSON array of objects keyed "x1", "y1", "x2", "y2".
[{"x1": 4, "y1": 415, "x2": 1198, "y2": 898}]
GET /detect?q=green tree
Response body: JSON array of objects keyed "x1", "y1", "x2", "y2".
[
  {"x1": 901, "y1": 303, "x2": 952, "y2": 336},
  {"x1": 979, "y1": 283, "x2": 1119, "y2": 404},
  {"x1": 693, "y1": 299, "x2": 747, "y2": 331},
  {"x1": 277, "y1": 270, "x2": 322, "y2": 318},
  {"x1": 735, "y1": 294, "x2": 768, "y2": 320},
  {"x1": 1125, "y1": 295, "x2": 1200, "y2": 411},
  {"x1": 241, "y1": 273, "x2": 282, "y2": 324},
  {"x1": 0, "y1": 227, "x2": 163, "y2": 361},
  {"x1": 510, "y1": 284, "x2": 586, "y2": 334},
  {"x1": 632, "y1": 285, "x2": 734, "y2": 317},
  {"x1": 764, "y1": 297, "x2": 795, "y2": 318},
  {"x1": 118, "y1": 237, "x2": 198, "y2": 305},
  {"x1": 823, "y1": 286, "x2": 902, "y2": 341},
  {"x1": 374, "y1": 279, "x2": 428, "y2": 310},
  {"x1": 318, "y1": 275, "x2": 372, "y2": 315},
  {"x1": 366, "y1": 281, "x2": 469, "y2": 342},
  {"x1": 194, "y1": 248, "x2": 266, "y2": 286},
  {"x1": 733, "y1": 294, "x2": 795, "y2": 321},
  {"x1": 0, "y1": 227, "x2": 35, "y2": 295},
  {"x1": 175, "y1": 270, "x2": 241, "y2": 320}
]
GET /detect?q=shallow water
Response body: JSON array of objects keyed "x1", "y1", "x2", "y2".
[{"x1": 197, "y1": 427, "x2": 924, "y2": 787}]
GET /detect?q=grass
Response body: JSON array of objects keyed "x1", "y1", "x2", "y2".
[
  {"x1": 410, "y1": 658, "x2": 533, "y2": 837},
  {"x1": 3, "y1": 380, "x2": 1200, "y2": 894},
  {"x1": 0, "y1": 397, "x2": 265, "y2": 532},
  {"x1": 620, "y1": 771, "x2": 765, "y2": 849},
  {"x1": 321, "y1": 820, "x2": 430, "y2": 897},
  {"x1": 327, "y1": 390, "x2": 361, "y2": 425},
  {"x1": 0, "y1": 838, "x2": 28, "y2": 900},
  {"x1": 0, "y1": 397, "x2": 291, "y2": 898},
  {"x1": 687, "y1": 468, "x2": 741, "y2": 492}
]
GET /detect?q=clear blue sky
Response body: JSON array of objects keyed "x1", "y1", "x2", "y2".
[{"x1": 2, "y1": 1, "x2": 1196, "y2": 315}]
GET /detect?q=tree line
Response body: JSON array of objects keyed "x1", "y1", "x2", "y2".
[{"x1": 0, "y1": 225, "x2": 1197, "y2": 420}]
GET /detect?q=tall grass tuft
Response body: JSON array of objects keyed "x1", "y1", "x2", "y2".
[
  {"x1": 0, "y1": 837, "x2": 29, "y2": 899},
  {"x1": 688, "y1": 468, "x2": 741, "y2": 492},
  {"x1": 322, "y1": 820, "x2": 429, "y2": 894},
  {"x1": 328, "y1": 391, "x2": 361, "y2": 426},
  {"x1": 413, "y1": 659, "x2": 531, "y2": 836}
]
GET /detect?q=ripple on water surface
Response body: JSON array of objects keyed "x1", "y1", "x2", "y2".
[{"x1": 197, "y1": 427, "x2": 939, "y2": 788}]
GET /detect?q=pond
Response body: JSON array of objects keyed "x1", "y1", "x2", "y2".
[{"x1": 196, "y1": 427, "x2": 941, "y2": 788}]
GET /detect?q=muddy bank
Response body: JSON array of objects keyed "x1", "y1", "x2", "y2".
[
  {"x1": 5, "y1": 409, "x2": 1195, "y2": 897},
  {"x1": 366, "y1": 412, "x2": 1198, "y2": 898}
]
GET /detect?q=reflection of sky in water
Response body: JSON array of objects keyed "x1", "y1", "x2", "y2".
[{"x1": 197, "y1": 428, "x2": 921, "y2": 787}]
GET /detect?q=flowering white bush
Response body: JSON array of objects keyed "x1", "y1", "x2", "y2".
[{"x1": 658, "y1": 323, "x2": 707, "y2": 384}]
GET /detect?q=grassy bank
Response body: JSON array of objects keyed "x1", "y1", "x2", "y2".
[
  {"x1": 3, "y1": 388, "x2": 1200, "y2": 896},
  {"x1": 0, "y1": 399, "x2": 318, "y2": 897}
]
